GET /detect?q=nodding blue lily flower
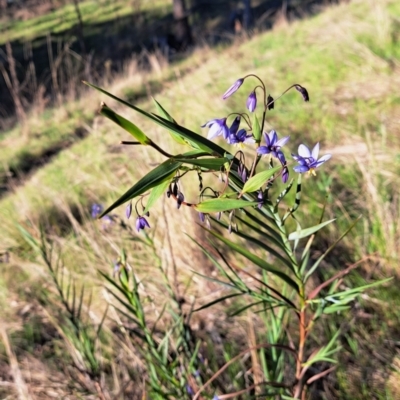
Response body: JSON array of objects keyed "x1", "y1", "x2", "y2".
[
  {"x1": 91, "y1": 203, "x2": 103, "y2": 218},
  {"x1": 257, "y1": 130, "x2": 290, "y2": 161},
  {"x1": 292, "y1": 143, "x2": 331, "y2": 175},
  {"x1": 222, "y1": 78, "x2": 244, "y2": 99},
  {"x1": 227, "y1": 128, "x2": 255, "y2": 146},
  {"x1": 202, "y1": 118, "x2": 229, "y2": 140},
  {"x1": 136, "y1": 216, "x2": 150, "y2": 232},
  {"x1": 246, "y1": 91, "x2": 257, "y2": 112}
]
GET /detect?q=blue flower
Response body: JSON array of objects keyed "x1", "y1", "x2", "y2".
[
  {"x1": 222, "y1": 78, "x2": 244, "y2": 99},
  {"x1": 136, "y1": 216, "x2": 150, "y2": 232},
  {"x1": 292, "y1": 143, "x2": 331, "y2": 175},
  {"x1": 246, "y1": 91, "x2": 257, "y2": 112},
  {"x1": 227, "y1": 128, "x2": 255, "y2": 146},
  {"x1": 257, "y1": 130, "x2": 290, "y2": 160},
  {"x1": 202, "y1": 118, "x2": 229, "y2": 140},
  {"x1": 91, "y1": 203, "x2": 103, "y2": 218}
]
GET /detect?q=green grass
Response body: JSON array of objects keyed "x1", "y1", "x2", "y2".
[
  {"x1": 0, "y1": 0, "x2": 171, "y2": 44},
  {"x1": 1, "y1": 0, "x2": 400, "y2": 398}
]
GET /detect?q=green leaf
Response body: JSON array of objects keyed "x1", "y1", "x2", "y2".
[
  {"x1": 174, "y1": 157, "x2": 228, "y2": 169},
  {"x1": 288, "y1": 219, "x2": 335, "y2": 241},
  {"x1": 194, "y1": 293, "x2": 243, "y2": 312},
  {"x1": 143, "y1": 174, "x2": 174, "y2": 214},
  {"x1": 212, "y1": 217, "x2": 295, "y2": 273},
  {"x1": 203, "y1": 228, "x2": 299, "y2": 291},
  {"x1": 253, "y1": 113, "x2": 261, "y2": 142},
  {"x1": 241, "y1": 166, "x2": 282, "y2": 194},
  {"x1": 100, "y1": 103, "x2": 151, "y2": 145},
  {"x1": 195, "y1": 198, "x2": 258, "y2": 213},
  {"x1": 152, "y1": 98, "x2": 188, "y2": 145},
  {"x1": 84, "y1": 81, "x2": 230, "y2": 156},
  {"x1": 99, "y1": 159, "x2": 182, "y2": 217}
]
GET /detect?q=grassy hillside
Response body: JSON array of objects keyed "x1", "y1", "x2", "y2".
[{"x1": 1, "y1": 0, "x2": 400, "y2": 398}]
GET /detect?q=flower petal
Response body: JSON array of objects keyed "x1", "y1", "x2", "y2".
[
  {"x1": 275, "y1": 135, "x2": 290, "y2": 147},
  {"x1": 311, "y1": 142, "x2": 319, "y2": 161},
  {"x1": 315, "y1": 154, "x2": 332, "y2": 166},
  {"x1": 298, "y1": 144, "x2": 311, "y2": 158},
  {"x1": 257, "y1": 146, "x2": 270, "y2": 155},
  {"x1": 294, "y1": 165, "x2": 310, "y2": 173},
  {"x1": 268, "y1": 130, "x2": 278, "y2": 146}
]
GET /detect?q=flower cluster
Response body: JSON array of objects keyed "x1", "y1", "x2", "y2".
[{"x1": 201, "y1": 75, "x2": 331, "y2": 187}]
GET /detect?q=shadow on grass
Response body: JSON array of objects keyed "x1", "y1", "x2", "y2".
[{"x1": 0, "y1": 0, "x2": 343, "y2": 123}]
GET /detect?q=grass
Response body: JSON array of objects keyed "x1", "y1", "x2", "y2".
[
  {"x1": 1, "y1": 0, "x2": 400, "y2": 398},
  {"x1": 0, "y1": 0, "x2": 171, "y2": 44}
]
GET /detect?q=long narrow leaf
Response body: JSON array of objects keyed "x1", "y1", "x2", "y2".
[
  {"x1": 99, "y1": 159, "x2": 182, "y2": 217},
  {"x1": 288, "y1": 219, "x2": 335, "y2": 241},
  {"x1": 195, "y1": 198, "x2": 258, "y2": 213},
  {"x1": 242, "y1": 166, "x2": 282, "y2": 194},
  {"x1": 212, "y1": 217, "x2": 294, "y2": 272},
  {"x1": 100, "y1": 103, "x2": 151, "y2": 144},
  {"x1": 203, "y1": 228, "x2": 299, "y2": 291},
  {"x1": 305, "y1": 216, "x2": 361, "y2": 280}
]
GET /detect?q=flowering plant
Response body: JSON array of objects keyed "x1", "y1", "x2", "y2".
[{"x1": 84, "y1": 75, "x2": 387, "y2": 399}]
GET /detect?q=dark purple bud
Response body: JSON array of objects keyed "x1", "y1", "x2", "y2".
[
  {"x1": 126, "y1": 202, "x2": 132, "y2": 219},
  {"x1": 216, "y1": 212, "x2": 222, "y2": 220},
  {"x1": 229, "y1": 116, "x2": 241, "y2": 135},
  {"x1": 136, "y1": 216, "x2": 150, "y2": 232},
  {"x1": 295, "y1": 85, "x2": 309, "y2": 102},
  {"x1": 177, "y1": 192, "x2": 184, "y2": 209},
  {"x1": 246, "y1": 91, "x2": 257, "y2": 112},
  {"x1": 172, "y1": 182, "x2": 178, "y2": 196},
  {"x1": 267, "y1": 94, "x2": 274, "y2": 110},
  {"x1": 167, "y1": 189, "x2": 171, "y2": 198},
  {"x1": 282, "y1": 166, "x2": 289, "y2": 183},
  {"x1": 91, "y1": 203, "x2": 103, "y2": 219},
  {"x1": 199, "y1": 212, "x2": 206, "y2": 223},
  {"x1": 222, "y1": 78, "x2": 244, "y2": 99},
  {"x1": 145, "y1": 211, "x2": 150, "y2": 217}
]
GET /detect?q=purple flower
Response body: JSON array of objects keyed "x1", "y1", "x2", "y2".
[
  {"x1": 199, "y1": 212, "x2": 206, "y2": 223},
  {"x1": 227, "y1": 129, "x2": 255, "y2": 146},
  {"x1": 186, "y1": 384, "x2": 194, "y2": 396},
  {"x1": 257, "y1": 130, "x2": 290, "y2": 161},
  {"x1": 246, "y1": 91, "x2": 257, "y2": 112},
  {"x1": 136, "y1": 216, "x2": 150, "y2": 232},
  {"x1": 222, "y1": 78, "x2": 244, "y2": 99},
  {"x1": 126, "y1": 202, "x2": 132, "y2": 219},
  {"x1": 292, "y1": 143, "x2": 331, "y2": 175},
  {"x1": 202, "y1": 118, "x2": 229, "y2": 140},
  {"x1": 91, "y1": 203, "x2": 103, "y2": 218}
]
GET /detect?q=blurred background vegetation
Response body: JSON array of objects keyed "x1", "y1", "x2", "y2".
[{"x1": 0, "y1": 0, "x2": 399, "y2": 398}]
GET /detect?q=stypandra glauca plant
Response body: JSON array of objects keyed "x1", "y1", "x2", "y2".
[{"x1": 84, "y1": 75, "x2": 388, "y2": 399}]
